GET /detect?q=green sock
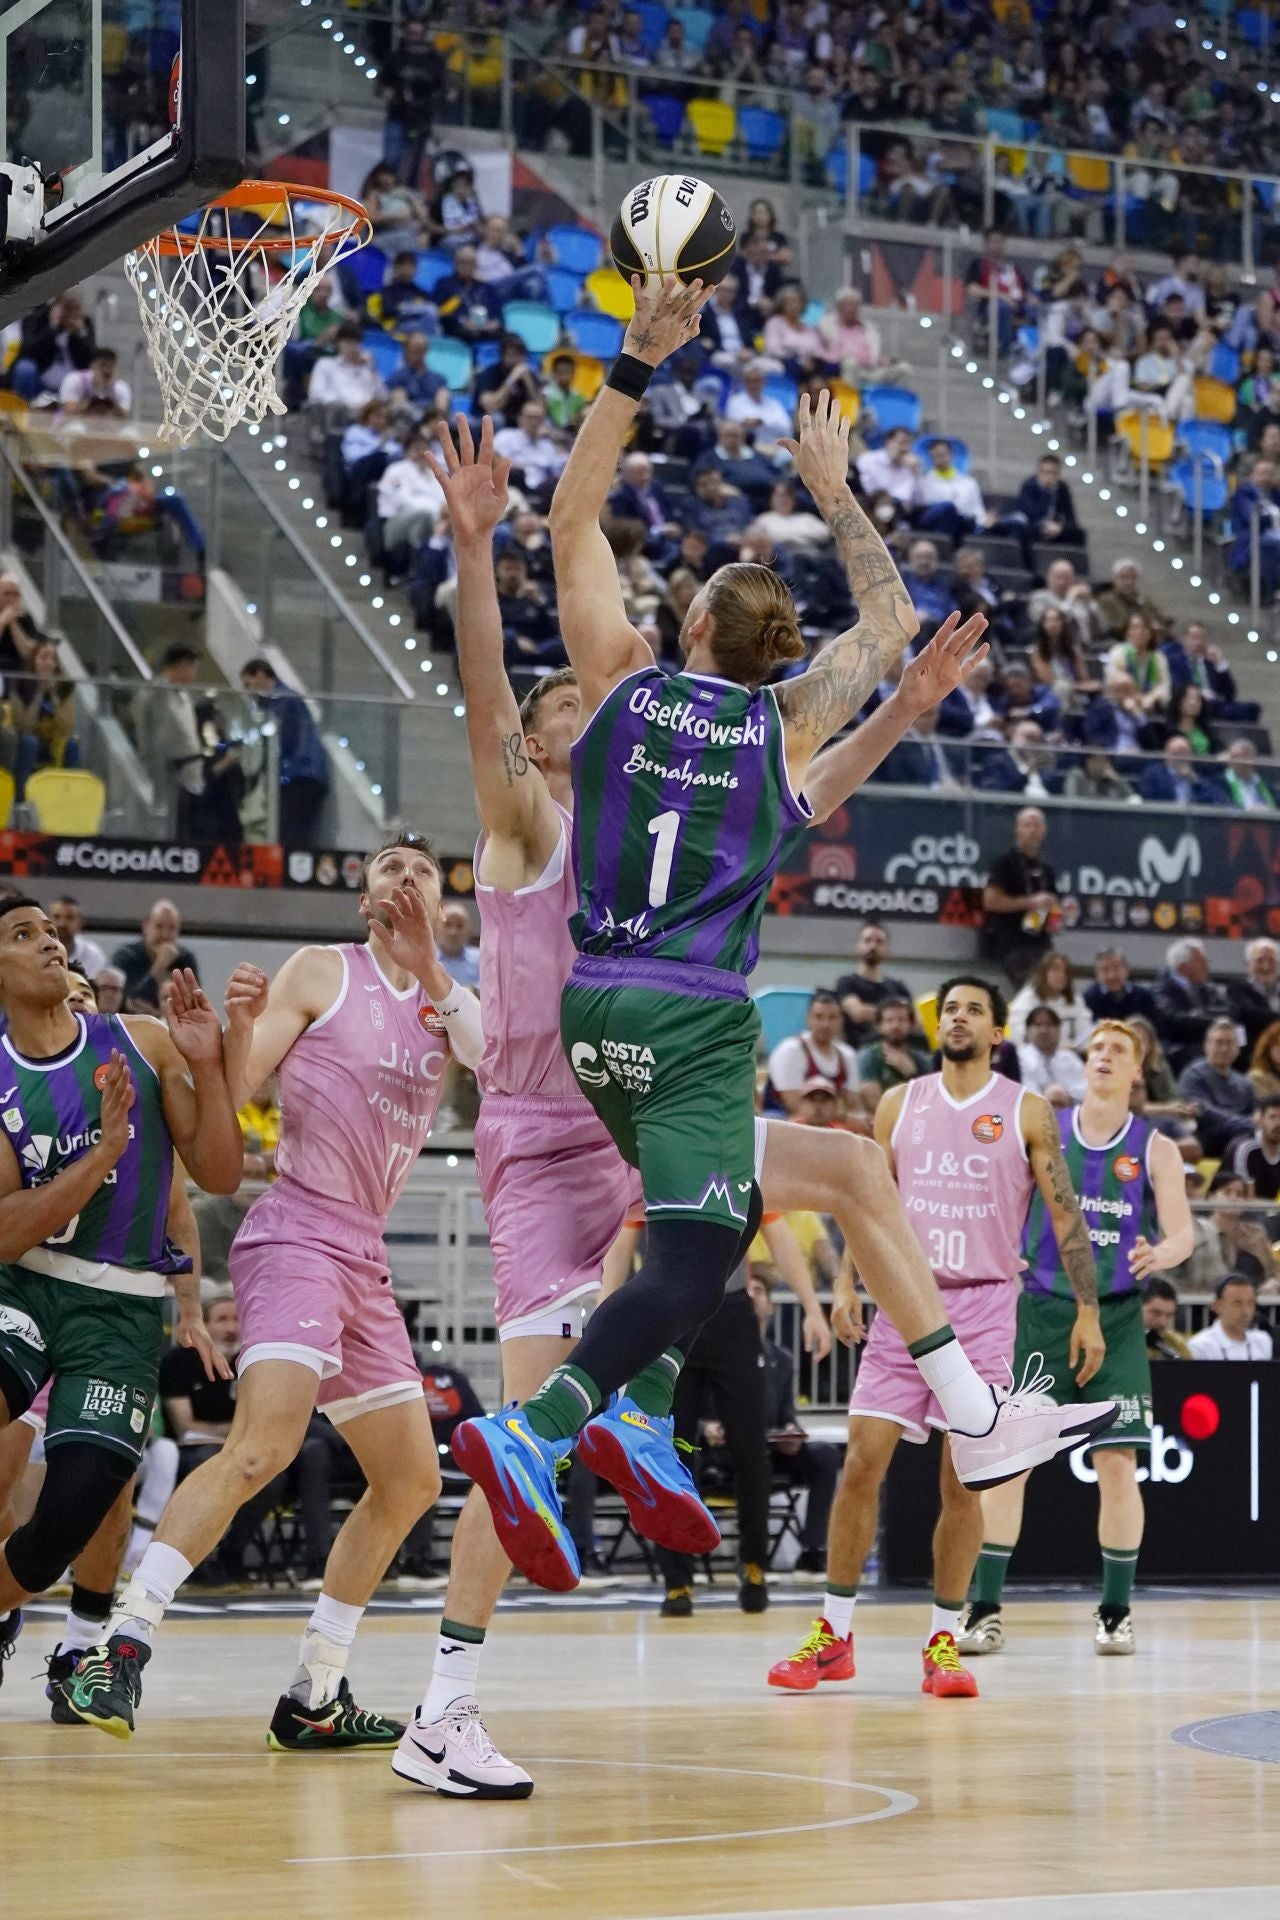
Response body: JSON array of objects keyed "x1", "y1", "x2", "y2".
[
  {"x1": 1100, "y1": 1547, "x2": 1139, "y2": 1612},
  {"x1": 522, "y1": 1364, "x2": 601, "y2": 1442},
  {"x1": 907, "y1": 1323, "x2": 956, "y2": 1359},
  {"x1": 439, "y1": 1616, "x2": 485, "y2": 1645},
  {"x1": 972, "y1": 1542, "x2": 1014, "y2": 1608},
  {"x1": 624, "y1": 1347, "x2": 685, "y2": 1419}
]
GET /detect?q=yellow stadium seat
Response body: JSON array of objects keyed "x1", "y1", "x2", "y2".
[
  {"x1": 1067, "y1": 154, "x2": 1111, "y2": 193},
  {"x1": 0, "y1": 766, "x2": 13, "y2": 830},
  {"x1": 24, "y1": 769, "x2": 105, "y2": 836},
  {"x1": 586, "y1": 268, "x2": 635, "y2": 321},
  {"x1": 542, "y1": 350, "x2": 604, "y2": 400},
  {"x1": 915, "y1": 993, "x2": 939, "y2": 1049},
  {"x1": 829, "y1": 380, "x2": 861, "y2": 426},
  {"x1": 0, "y1": 389, "x2": 27, "y2": 419},
  {"x1": 686, "y1": 99, "x2": 737, "y2": 158},
  {"x1": 1115, "y1": 410, "x2": 1174, "y2": 468},
  {"x1": 1192, "y1": 376, "x2": 1237, "y2": 424},
  {"x1": 995, "y1": 145, "x2": 1030, "y2": 178}
]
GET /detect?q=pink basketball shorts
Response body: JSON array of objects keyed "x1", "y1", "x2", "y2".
[
  {"x1": 848, "y1": 1277, "x2": 1019, "y2": 1441},
  {"x1": 475, "y1": 1094, "x2": 642, "y2": 1341},
  {"x1": 230, "y1": 1176, "x2": 423, "y2": 1425}
]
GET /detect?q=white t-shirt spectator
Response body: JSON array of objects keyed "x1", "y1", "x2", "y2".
[
  {"x1": 1007, "y1": 985, "x2": 1090, "y2": 1050},
  {"x1": 1187, "y1": 1322, "x2": 1274, "y2": 1361},
  {"x1": 308, "y1": 355, "x2": 384, "y2": 413},
  {"x1": 376, "y1": 457, "x2": 446, "y2": 523},
  {"x1": 915, "y1": 467, "x2": 987, "y2": 522},
  {"x1": 59, "y1": 369, "x2": 133, "y2": 414},
  {"x1": 768, "y1": 1032, "x2": 859, "y2": 1101},
  {"x1": 750, "y1": 508, "x2": 831, "y2": 551},
  {"x1": 1017, "y1": 1044, "x2": 1088, "y2": 1103},
  {"x1": 856, "y1": 448, "x2": 918, "y2": 506},
  {"x1": 493, "y1": 426, "x2": 567, "y2": 482},
  {"x1": 726, "y1": 388, "x2": 793, "y2": 439}
]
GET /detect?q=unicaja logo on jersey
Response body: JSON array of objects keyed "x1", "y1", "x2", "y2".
[
  {"x1": 570, "y1": 1043, "x2": 610, "y2": 1089},
  {"x1": 972, "y1": 1114, "x2": 1004, "y2": 1143},
  {"x1": 1113, "y1": 1154, "x2": 1141, "y2": 1183}
]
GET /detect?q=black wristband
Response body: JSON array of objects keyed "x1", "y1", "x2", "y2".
[{"x1": 606, "y1": 352, "x2": 654, "y2": 402}]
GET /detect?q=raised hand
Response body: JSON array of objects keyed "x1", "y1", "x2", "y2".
[
  {"x1": 224, "y1": 962, "x2": 268, "y2": 1039},
  {"x1": 898, "y1": 610, "x2": 991, "y2": 716},
  {"x1": 779, "y1": 390, "x2": 852, "y2": 507},
  {"x1": 365, "y1": 882, "x2": 446, "y2": 994},
  {"x1": 423, "y1": 414, "x2": 512, "y2": 546},
  {"x1": 623, "y1": 273, "x2": 710, "y2": 368},
  {"x1": 164, "y1": 968, "x2": 223, "y2": 1067},
  {"x1": 97, "y1": 1052, "x2": 136, "y2": 1164}
]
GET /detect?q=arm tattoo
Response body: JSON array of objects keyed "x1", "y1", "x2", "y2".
[
  {"x1": 500, "y1": 732, "x2": 529, "y2": 788},
  {"x1": 1036, "y1": 1109, "x2": 1099, "y2": 1309}
]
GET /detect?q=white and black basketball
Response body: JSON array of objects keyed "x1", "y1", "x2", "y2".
[{"x1": 610, "y1": 175, "x2": 737, "y2": 287}]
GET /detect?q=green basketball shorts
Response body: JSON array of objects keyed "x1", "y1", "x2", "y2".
[
  {"x1": 561, "y1": 962, "x2": 760, "y2": 1231},
  {"x1": 0, "y1": 1264, "x2": 164, "y2": 1464},
  {"x1": 1013, "y1": 1288, "x2": 1152, "y2": 1451}
]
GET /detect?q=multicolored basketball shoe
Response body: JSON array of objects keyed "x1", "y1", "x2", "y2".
[
  {"x1": 767, "y1": 1619, "x2": 855, "y2": 1692},
  {"x1": 45, "y1": 1647, "x2": 88, "y2": 1725},
  {"x1": 578, "y1": 1397, "x2": 720, "y2": 1556},
  {"x1": 921, "y1": 1631, "x2": 979, "y2": 1697},
  {"x1": 949, "y1": 1359, "x2": 1118, "y2": 1488},
  {"x1": 63, "y1": 1634, "x2": 150, "y2": 1738},
  {"x1": 267, "y1": 1677, "x2": 405, "y2": 1750},
  {"x1": 450, "y1": 1406, "x2": 580, "y2": 1592},
  {"x1": 0, "y1": 1609, "x2": 20, "y2": 1691},
  {"x1": 956, "y1": 1604, "x2": 1005, "y2": 1655}
]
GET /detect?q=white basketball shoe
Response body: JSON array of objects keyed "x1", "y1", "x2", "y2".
[
  {"x1": 949, "y1": 1354, "x2": 1117, "y2": 1488},
  {"x1": 391, "y1": 1701, "x2": 534, "y2": 1799}
]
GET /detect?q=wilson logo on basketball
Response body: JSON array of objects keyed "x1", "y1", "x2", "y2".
[
  {"x1": 1113, "y1": 1154, "x2": 1142, "y2": 1183},
  {"x1": 419, "y1": 1005, "x2": 446, "y2": 1035},
  {"x1": 93, "y1": 1064, "x2": 111, "y2": 1091},
  {"x1": 972, "y1": 1114, "x2": 1003, "y2": 1143}
]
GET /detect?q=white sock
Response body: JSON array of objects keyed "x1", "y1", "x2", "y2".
[
  {"x1": 292, "y1": 1594, "x2": 365, "y2": 1709},
  {"x1": 123, "y1": 1522, "x2": 153, "y2": 1574},
  {"x1": 913, "y1": 1335, "x2": 997, "y2": 1436},
  {"x1": 420, "y1": 1630, "x2": 483, "y2": 1724},
  {"x1": 822, "y1": 1589, "x2": 857, "y2": 1640},
  {"x1": 929, "y1": 1602, "x2": 963, "y2": 1643},
  {"x1": 113, "y1": 1542, "x2": 194, "y2": 1642},
  {"x1": 59, "y1": 1609, "x2": 111, "y2": 1654}
]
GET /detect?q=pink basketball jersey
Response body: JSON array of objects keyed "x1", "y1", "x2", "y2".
[
  {"x1": 275, "y1": 942, "x2": 450, "y2": 1220},
  {"x1": 890, "y1": 1071, "x2": 1032, "y2": 1285},
  {"x1": 475, "y1": 806, "x2": 586, "y2": 1103}
]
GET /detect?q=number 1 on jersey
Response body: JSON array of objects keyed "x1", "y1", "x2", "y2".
[{"x1": 646, "y1": 810, "x2": 681, "y2": 908}]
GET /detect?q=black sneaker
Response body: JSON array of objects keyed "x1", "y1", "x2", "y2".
[
  {"x1": 0, "y1": 1608, "x2": 20, "y2": 1689},
  {"x1": 45, "y1": 1647, "x2": 87, "y2": 1725},
  {"x1": 266, "y1": 1675, "x2": 406, "y2": 1751},
  {"x1": 794, "y1": 1549, "x2": 827, "y2": 1576},
  {"x1": 660, "y1": 1586, "x2": 694, "y2": 1618},
  {"x1": 739, "y1": 1564, "x2": 769, "y2": 1613},
  {"x1": 63, "y1": 1635, "x2": 150, "y2": 1739}
]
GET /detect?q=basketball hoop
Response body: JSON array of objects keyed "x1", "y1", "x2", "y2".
[{"x1": 125, "y1": 180, "x2": 373, "y2": 446}]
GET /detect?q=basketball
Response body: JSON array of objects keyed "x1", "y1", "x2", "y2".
[{"x1": 610, "y1": 175, "x2": 737, "y2": 287}]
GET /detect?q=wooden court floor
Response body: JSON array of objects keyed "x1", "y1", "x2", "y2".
[{"x1": 3, "y1": 1595, "x2": 1278, "y2": 1920}]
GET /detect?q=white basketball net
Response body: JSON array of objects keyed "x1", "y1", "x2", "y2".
[{"x1": 124, "y1": 187, "x2": 370, "y2": 446}]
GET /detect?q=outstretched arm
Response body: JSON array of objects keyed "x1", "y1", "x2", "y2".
[
  {"x1": 805, "y1": 610, "x2": 990, "y2": 822},
  {"x1": 547, "y1": 275, "x2": 707, "y2": 715},
  {"x1": 776, "y1": 393, "x2": 920, "y2": 784},
  {"x1": 129, "y1": 973, "x2": 243, "y2": 1196},
  {"x1": 1022, "y1": 1092, "x2": 1104, "y2": 1385},
  {"x1": 425, "y1": 417, "x2": 562, "y2": 887}
]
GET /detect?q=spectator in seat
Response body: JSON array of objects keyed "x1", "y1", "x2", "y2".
[
  {"x1": 282, "y1": 274, "x2": 348, "y2": 408},
  {"x1": 605, "y1": 517, "x2": 665, "y2": 626},
  {"x1": 953, "y1": 546, "x2": 1017, "y2": 649},
  {"x1": 746, "y1": 1271, "x2": 841, "y2": 1575},
  {"x1": 991, "y1": 659, "x2": 1061, "y2": 734},
  {"x1": 360, "y1": 161, "x2": 429, "y2": 255},
  {"x1": 899, "y1": 538, "x2": 954, "y2": 630},
  {"x1": 493, "y1": 548, "x2": 563, "y2": 666},
  {"x1": 1107, "y1": 610, "x2": 1171, "y2": 713},
  {"x1": 1178, "y1": 1017, "x2": 1257, "y2": 1159},
  {"x1": 1138, "y1": 733, "x2": 1224, "y2": 807},
  {"x1": 1187, "y1": 1274, "x2": 1274, "y2": 1360},
  {"x1": 1228, "y1": 453, "x2": 1280, "y2": 602},
  {"x1": 435, "y1": 164, "x2": 484, "y2": 254},
  {"x1": 543, "y1": 353, "x2": 587, "y2": 435},
  {"x1": 1165, "y1": 684, "x2": 1221, "y2": 760},
  {"x1": 687, "y1": 465, "x2": 752, "y2": 561},
  {"x1": 701, "y1": 274, "x2": 758, "y2": 372},
  {"x1": 737, "y1": 232, "x2": 788, "y2": 323},
  {"x1": 966, "y1": 227, "x2": 1029, "y2": 353},
  {"x1": 1229, "y1": 940, "x2": 1280, "y2": 1052},
  {"x1": 112, "y1": 898, "x2": 200, "y2": 1013},
  {"x1": 1097, "y1": 558, "x2": 1170, "y2": 644},
  {"x1": 93, "y1": 965, "x2": 126, "y2": 1016},
  {"x1": 976, "y1": 719, "x2": 1062, "y2": 799},
  {"x1": 646, "y1": 348, "x2": 715, "y2": 450},
  {"x1": 494, "y1": 400, "x2": 568, "y2": 504},
  {"x1": 386, "y1": 332, "x2": 448, "y2": 434},
  {"x1": 1152, "y1": 938, "x2": 1225, "y2": 1077},
  {"x1": 378, "y1": 251, "x2": 437, "y2": 329},
  {"x1": 1018, "y1": 1004, "x2": 1087, "y2": 1107},
  {"x1": 1164, "y1": 621, "x2": 1260, "y2": 723},
  {"x1": 938, "y1": 654, "x2": 1002, "y2": 744},
  {"x1": 856, "y1": 425, "x2": 920, "y2": 509},
  {"x1": 1008, "y1": 950, "x2": 1088, "y2": 1050},
  {"x1": 727, "y1": 361, "x2": 794, "y2": 454},
  {"x1": 1231, "y1": 1094, "x2": 1280, "y2": 1203},
  {"x1": 376, "y1": 431, "x2": 446, "y2": 567},
  {"x1": 474, "y1": 213, "x2": 527, "y2": 286},
  {"x1": 1082, "y1": 668, "x2": 1154, "y2": 764},
  {"x1": 475, "y1": 333, "x2": 543, "y2": 427},
  {"x1": 1085, "y1": 948, "x2": 1157, "y2": 1028},
  {"x1": 751, "y1": 480, "x2": 832, "y2": 554},
  {"x1": 381, "y1": 16, "x2": 446, "y2": 187},
  {"x1": 435, "y1": 245, "x2": 504, "y2": 344},
  {"x1": 607, "y1": 452, "x2": 681, "y2": 565},
  {"x1": 9, "y1": 640, "x2": 79, "y2": 793},
  {"x1": 869, "y1": 701, "x2": 961, "y2": 790},
  {"x1": 1249, "y1": 1019, "x2": 1280, "y2": 1102},
  {"x1": 0, "y1": 573, "x2": 45, "y2": 677},
  {"x1": 342, "y1": 398, "x2": 401, "y2": 483},
  {"x1": 765, "y1": 989, "x2": 860, "y2": 1119},
  {"x1": 238, "y1": 658, "x2": 330, "y2": 848},
  {"x1": 818, "y1": 287, "x2": 894, "y2": 384},
  {"x1": 8, "y1": 292, "x2": 95, "y2": 402},
  {"x1": 1027, "y1": 556, "x2": 1104, "y2": 648},
  {"x1": 1174, "y1": 1171, "x2": 1278, "y2": 1294},
  {"x1": 135, "y1": 643, "x2": 206, "y2": 840},
  {"x1": 694, "y1": 419, "x2": 778, "y2": 508},
  {"x1": 49, "y1": 895, "x2": 105, "y2": 978},
  {"x1": 308, "y1": 322, "x2": 384, "y2": 419},
  {"x1": 980, "y1": 804, "x2": 1059, "y2": 986},
  {"x1": 437, "y1": 900, "x2": 481, "y2": 990},
  {"x1": 1220, "y1": 738, "x2": 1278, "y2": 813},
  {"x1": 1064, "y1": 750, "x2": 1133, "y2": 801},
  {"x1": 1032, "y1": 606, "x2": 1099, "y2": 700},
  {"x1": 856, "y1": 996, "x2": 931, "y2": 1114},
  {"x1": 762, "y1": 284, "x2": 833, "y2": 380},
  {"x1": 59, "y1": 346, "x2": 131, "y2": 418},
  {"x1": 835, "y1": 924, "x2": 914, "y2": 1047},
  {"x1": 913, "y1": 438, "x2": 990, "y2": 541},
  {"x1": 1008, "y1": 452, "x2": 1080, "y2": 558},
  {"x1": 1143, "y1": 1279, "x2": 1193, "y2": 1360}
]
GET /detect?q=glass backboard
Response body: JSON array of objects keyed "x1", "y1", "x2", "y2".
[{"x1": 0, "y1": 0, "x2": 245, "y2": 324}]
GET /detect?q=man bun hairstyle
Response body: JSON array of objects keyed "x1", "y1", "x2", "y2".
[{"x1": 704, "y1": 563, "x2": 806, "y2": 686}]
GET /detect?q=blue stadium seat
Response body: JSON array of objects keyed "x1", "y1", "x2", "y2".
[
  {"x1": 635, "y1": 1, "x2": 670, "y2": 51},
  {"x1": 545, "y1": 267, "x2": 584, "y2": 315},
  {"x1": 763, "y1": 373, "x2": 798, "y2": 414},
  {"x1": 415, "y1": 250, "x2": 454, "y2": 294},
  {"x1": 863, "y1": 385, "x2": 923, "y2": 433},
  {"x1": 1238, "y1": 8, "x2": 1274, "y2": 46},
  {"x1": 426, "y1": 337, "x2": 474, "y2": 393},
  {"x1": 502, "y1": 301, "x2": 562, "y2": 355},
  {"x1": 345, "y1": 244, "x2": 388, "y2": 300},
  {"x1": 738, "y1": 105, "x2": 786, "y2": 163},
  {"x1": 671, "y1": 7, "x2": 715, "y2": 52},
  {"x1": 984, "y1": 107, "x2": 1026, "y2": 142},
  {"x1": 567, "y1": 311, "x2": 624, "y2": 358},
  {"x1": 1168, "y1": 454, "x2": 1228, "y2": 517},
  {"x1": 362, "y1": 330, "x2": 404, "y2": 382},
  {"x1": 1180, "y1": 421, "x2": 1233, "y2": 465},
  {"x1": 914, "y1": 432, "x2": 970, "y2": 472},
  {"x1": 643, "y1": 92, "x2": 686, "y2": 145},
  {"x1": 754, "y1": 987, "x2": 813, "y2": 1056},
  {"x1": 546, "y1": 225, "x2": 604, "y2": 275},
  {"x1": 474, "y1": 339, "x2": 502, "y2": 373},
  {"x1": 1208, "y1": 341, "x2": 1242, "y2": 386},
  {"x1": 825, "y1": 144, "x2": 848, "y2": 194}
]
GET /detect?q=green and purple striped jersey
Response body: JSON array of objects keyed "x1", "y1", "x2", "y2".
[
  {"x1": 0, "y1": 1013, "x2": 189, "y2": 1277},
  {"x1": 1022, "y1": 1107, "x2": 1155, "y2": 1301},
  {"x1": 570, "y1": 666, "x2": 811, "y2": 976}
]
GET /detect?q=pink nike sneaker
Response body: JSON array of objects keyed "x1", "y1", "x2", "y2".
[{"x1": 948, "y1": 1355, "x2": 1117, "y2": 1488}]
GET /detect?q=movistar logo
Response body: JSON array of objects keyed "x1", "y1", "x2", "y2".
[{"x1": 628, "y1": 684, "x2": 763, "y2": 747}]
